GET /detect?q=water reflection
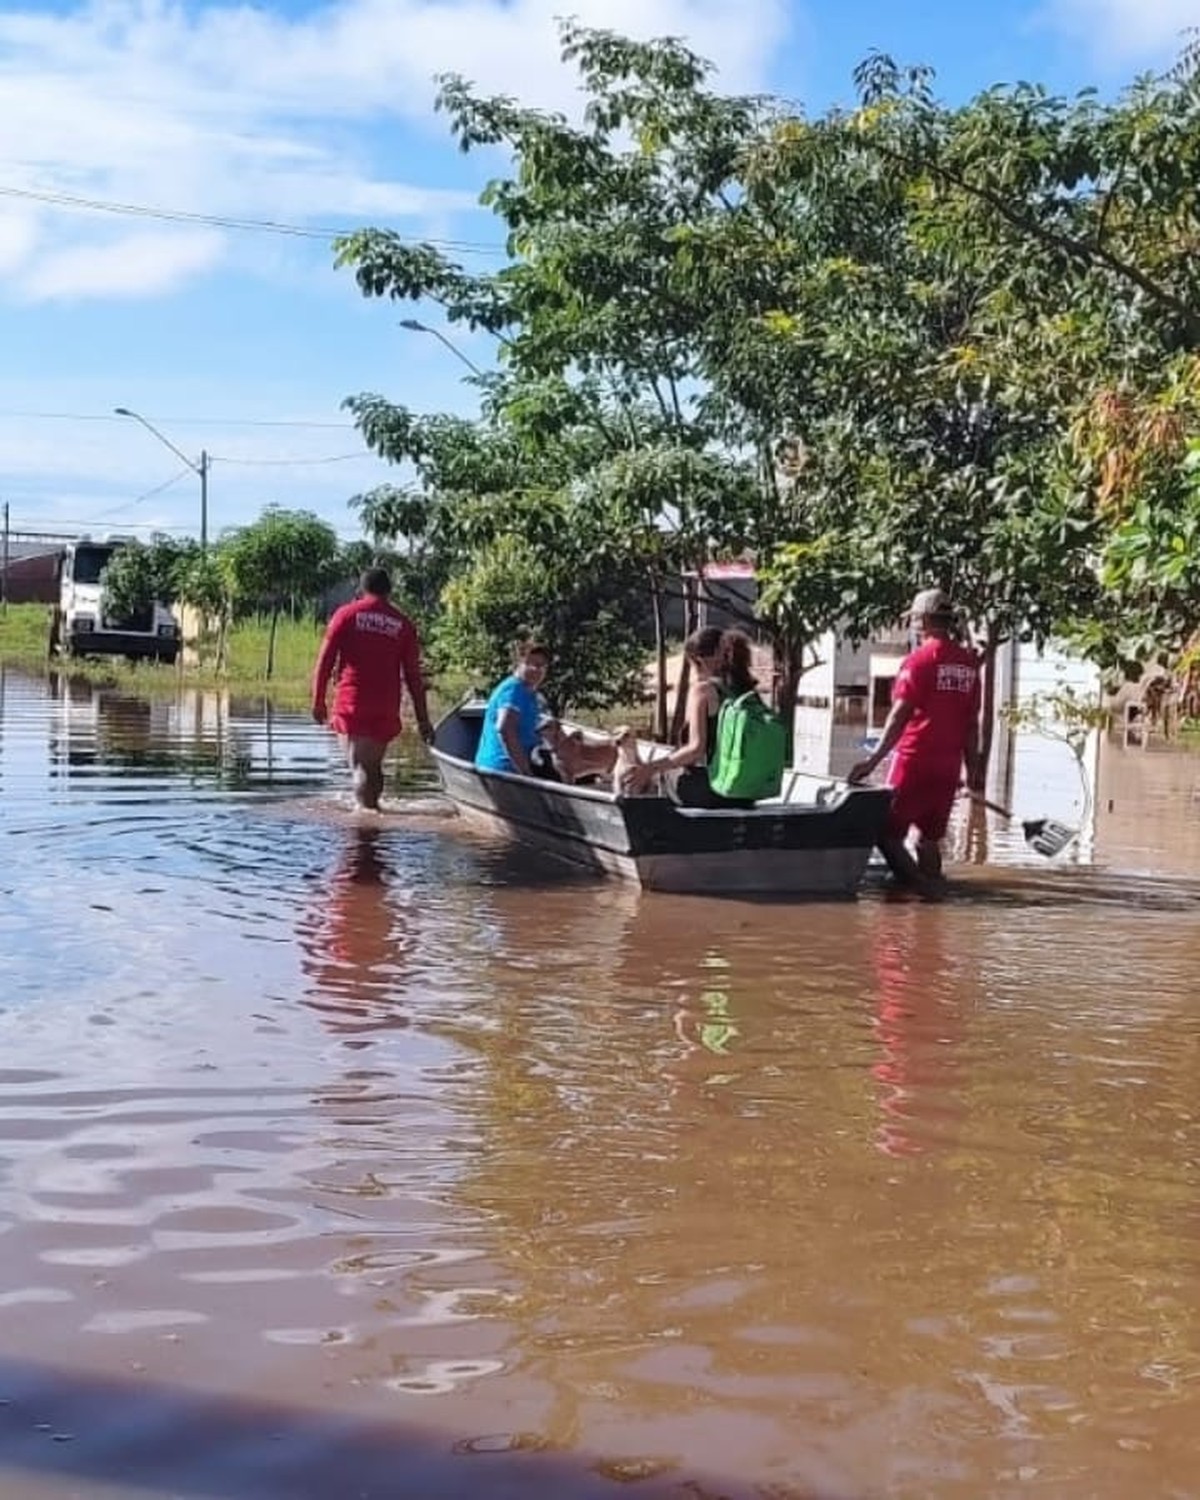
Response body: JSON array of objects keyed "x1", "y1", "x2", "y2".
[
  {"x1": 1096, "y1": 736, "x2": 1200, "y2": 876},
  {"x1": 1, "y1": 667, "x2": 1200, "y2": 1498},
  {"x1": 297, "y1": 827, "x2": 418, "y2": 1036},
  {"x1": 28, "y1": 670, "x2": 330, "y2": 801},
  {"x1": 869, "y1": 906, "x2": 966, "y2": 1159},
  {"x1": 437, "y1": 892, "x2": 1200, "y2": 1493}
]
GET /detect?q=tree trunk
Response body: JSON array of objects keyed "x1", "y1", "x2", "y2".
[
  {"x1": 266, "y1": 607, "x2": 279, "y2": 682},
  {"x1": 669, "y1": 654, "x2": 692, "y2": 746},
  {"x1": 977, "y1": 629, "x2": 1002, "y2": 783},
  {"x1": 775, "y1": 636, "x2": 805, "y2": 768},
  {"x1": 669, "y1": 574, "x2": 700, "y2": 745},
  {"x1": 649, "y1": 573, "x2": 669, "y2": 743}
]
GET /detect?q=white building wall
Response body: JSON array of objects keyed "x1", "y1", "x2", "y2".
[
  {"x1": 791, "y1": 629, "x2": 837, "y2": 776},
  {"x1": 1004, "y1": 641, "x2": 1102, "y2": 840}
]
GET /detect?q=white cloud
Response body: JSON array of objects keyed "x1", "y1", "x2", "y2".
[
  {"x1": 1038, "y1": 0, "x2": 1200, "y2": 66},
  {"x1": 0, "y1": 210, "x2": 38, "y2": 274},
  {"x1": 21, "y1": 228, "x2": 225, "y2": 301},
  {"x1": 0, "y1": 0, "x2": 788, "y2": 302}
]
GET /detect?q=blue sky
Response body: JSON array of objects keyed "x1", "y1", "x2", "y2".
[{"x1": 0, "y1": 0, "x2": 1195, "y2": 543}]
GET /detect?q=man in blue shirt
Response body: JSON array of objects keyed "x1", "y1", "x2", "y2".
[{"x1": 475, "y1": 642, "x2": 550, "y2": 776}]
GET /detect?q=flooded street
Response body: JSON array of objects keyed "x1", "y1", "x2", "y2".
[{"x1": 1, "y1": 667, "x2": 1199, "y2": 1499}]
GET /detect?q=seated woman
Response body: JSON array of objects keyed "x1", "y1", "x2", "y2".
[
  {"x1": 475, "y1": 639, "x2": 555, "y2": 778},
  {"x1": 621, "y1": 627, "x2": 755, "y2": 808},
  {"x1": 475, "y1": 641, "x2": 620, "y2": 785}
]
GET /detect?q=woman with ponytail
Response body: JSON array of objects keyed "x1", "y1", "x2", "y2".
[
  {"x1": 621, "y1": 626, "x2": 753, "y2": 808},
  {"x1": 716, "y1": 629, "x2": 757, "y2": 699}
]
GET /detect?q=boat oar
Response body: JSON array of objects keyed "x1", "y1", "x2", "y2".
[
  {"x1": 963, "y1": 790, "x2": 1014, "y2": 819},
  {"x1": 961, "y1": 789, "x2": 1079, "y2": 859}
]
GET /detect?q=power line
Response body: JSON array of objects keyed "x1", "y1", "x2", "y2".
[
  {"x1": 92, "y1": 466, "x2": 195, "y2": 519},
  {"x1": 12, "y1": 452, "x2": 381, "y2": 534},
  {"x1": 65, "y1": 466, "x2": 195, "y2": 531},
  {"x1": 211, "y1": 452, "x2": 372, "y2": 466},
  {"x1": 0, "y1": 183, "x2": 505, "y2": 257},
  {"x1": 0, "y1": 408, "x2": 357, "y2": 429}
]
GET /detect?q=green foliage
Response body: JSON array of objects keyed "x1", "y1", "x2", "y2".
[
  {"x1": 98, "y1": 537, "x2": 196, "y2": 626},
  {"x1": 1075, "y1": 410, "x2": 1200, "y2": 673},
  {"x1": 334, "y1": 20, "x2": 1200, "y2": 730},
  {"x1": 436, "y1": 533, "x2": 647, "y2": 713},
  {"x1": 176, "y1": 551, "x2": 229, "y2": 617},
  {"x1": 0, "y1": 603, "x2": 54, "y2": 663},
  {"x1": 220, "y1": 508, "x2": 340, "y2": 680},
  {"x1": 222, "y1": 508, "x2": 340, "y2": 616},
  {"x1": 98, "y1": 543, "x2": 160, "y2": 627},
  {"x1": 1002, "y1": 682, "x2": 1110, "y2": 763},
  {"x1": 335, "y1": 27, "x2": 808, "y2": 717}
]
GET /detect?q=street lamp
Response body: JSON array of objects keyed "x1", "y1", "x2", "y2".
[
  {"x1": 397, "y1": 318, "x2": 486, "y2": 377},
  {"x1": 114, "y1": 406, "x2": 210, "y2": 550}
]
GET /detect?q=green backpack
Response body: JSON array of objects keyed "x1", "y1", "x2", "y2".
[{"x1": 709, "y1": 690, "x2": 787, "y2": 801}]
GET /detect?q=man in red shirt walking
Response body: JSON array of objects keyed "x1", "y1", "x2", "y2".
[
  {"x1": 311, "y1": 567, "x2": 434, "y2": 811},
  {"x1": 849, "y1": 588, "x2": 982, "y2": 892}
]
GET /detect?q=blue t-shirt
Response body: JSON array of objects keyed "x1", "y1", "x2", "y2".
[{"x1": 475, "y1": 674, "x2": 542, "y2": 774}]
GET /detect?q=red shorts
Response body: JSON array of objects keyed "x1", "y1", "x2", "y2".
[
  {"x1": 885, "y1": 769, "x2": 959, "y2": 843},
  {"x1": 330, "y1": 708, "x2": 401, "y2": 744}
]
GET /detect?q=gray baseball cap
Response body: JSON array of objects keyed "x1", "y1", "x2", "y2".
[{"x1": 907, "y1": 587, "x2": 955, "y2": 621}]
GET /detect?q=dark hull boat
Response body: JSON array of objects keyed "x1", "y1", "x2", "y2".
[{"x1": 429, "y1": 701, "x2": 892, "y2": 898}]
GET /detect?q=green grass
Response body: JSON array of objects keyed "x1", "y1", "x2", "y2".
[
  {"x1": 0, "y1": 604, "x2": 481, "y2": 715},
  {"x1": 0, "y1": 603, "x2": 54, "y2": 664},
  {"x1": 0, "y1": 604, "x2": 651, "y2": 728},
  {"x1": 0, "y1": 606, "x2": 323, "y2": 708}
]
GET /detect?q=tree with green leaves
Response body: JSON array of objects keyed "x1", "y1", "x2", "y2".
[
  {"x1": 335, "y1": 25, "x2": 807, "y2": 736},
  {"x1": 98, "y1": 534, "x2": 201, "y2": 628},
  {"x1": 222, "y1": 508, "x2": 340, "y2": 679},
  {"x1": 802, "y1": 43, "x2": 1200, "y2": 701},
  {"x1": 437, "y1": 527, "x2": 648, "y2": 713},
  {"x1": 176, "y1": 550, "x2": 233, "y2": 671},
  {"x1": 674, "y1": 35, "x2": 1198, "y2": 765},
  {"x1": 336, "y1": 23, "x2": 1200, "y2": 764}
]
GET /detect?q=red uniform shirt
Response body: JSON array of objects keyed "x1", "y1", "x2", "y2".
[
  {"x1": 312, "y1": 594, "x2": 427, "y2": 743},
  {"x1": 889, "y1": 636, "x2": 981, "y2": 782}
]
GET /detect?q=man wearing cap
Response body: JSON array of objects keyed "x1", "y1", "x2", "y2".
[{"x1": 848, "y1": 588, "x2": 982, "y2": 890}]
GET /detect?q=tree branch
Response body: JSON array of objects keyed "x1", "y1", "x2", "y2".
[
  {"x1": 665, "y1": 372, "x2": 686, "y2": 427},
  {"x1": 1094, "y1": 134, "x2": 1135, "y2": 254},
  {"x1": 869, "y1": 137, "x2": 1200, "y2": 345},
  {"x1": 650, "y1": 379, "x2": 674, "y2": 426}
]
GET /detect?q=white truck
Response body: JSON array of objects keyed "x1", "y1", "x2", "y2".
[{"x1": 48, "y1": 536, "x2": 180, "y2": 665}]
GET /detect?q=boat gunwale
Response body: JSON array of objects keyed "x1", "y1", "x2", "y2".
[{"x1": 430, "y1": 736, "x2": 882, "y2": 825}]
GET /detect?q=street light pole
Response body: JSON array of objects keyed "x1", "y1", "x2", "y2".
[
  {"x1": 198, "y1": 449, "x2": 209, "y2": 553},
  {"x1": 397, "y1": 318, "x2": 486, "y2": 377},
  {"x1": 114, "y1": 406, "x2": 210, "y2": 550}
]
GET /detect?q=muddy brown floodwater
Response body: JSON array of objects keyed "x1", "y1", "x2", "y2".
[{"x1": 1, "y1": 667, "x2": 1199, "y2": 1500}]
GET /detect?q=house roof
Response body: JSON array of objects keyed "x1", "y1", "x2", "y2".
[{"x1": 683, "y1": 560, "x2": 756, "y2": 581}]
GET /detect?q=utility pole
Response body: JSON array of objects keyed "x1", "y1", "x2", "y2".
[
  {"x1": 1, "y1": 501, "x2": 9, "y2": 617},
  {"x1": 199, "y1": 450, "x2": 209, "y2": 553}
]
